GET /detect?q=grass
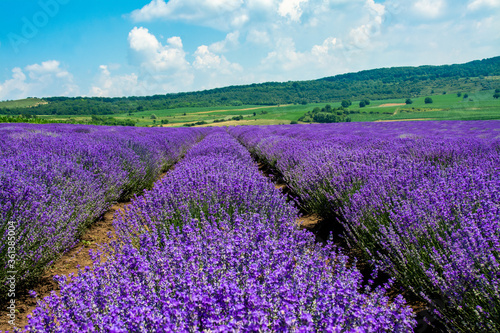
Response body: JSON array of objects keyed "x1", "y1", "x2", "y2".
[
  {"x1": 0, "y1": 98, "x2": 47, "y2": 108},
  {"x1": 15, "y1": 90, "x2": 500, "y2": 127}
]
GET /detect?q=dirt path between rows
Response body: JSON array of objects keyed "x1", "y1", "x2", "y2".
[
  {"x1": 0, "y1": 171, "x2": 169, "y2": 332},
  {"x1": 0, "y1": 204, "x2": 127, "y2": 332},
  {"x1": 255, "y1": 160, "x2": 438, "y2": 332}
]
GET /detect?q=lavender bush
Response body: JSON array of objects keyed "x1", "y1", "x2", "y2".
[
  {"x1": 0, "y1": 123, "x2": 205, "y2": 295},
  {"x1": 24, "y1": 130, "x2": 416, "y2": 332},
  {"x1": 230, "y1": 121, "x2": 500, "y2": 331}
]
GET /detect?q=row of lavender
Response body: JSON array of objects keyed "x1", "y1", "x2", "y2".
[
  {"x1": 0, "y1": 123, "x2": 205, "y2": 296},
  {"x1": 25, "y1": 130, "x2": 416, "y2": 332},
  {"x1": 230, "y1": 121, "x2": 500, "y2": 332}
]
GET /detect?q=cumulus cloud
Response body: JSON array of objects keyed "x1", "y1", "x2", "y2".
[
  {"x1": 246, "y1": 29, "x2": 271, "y2": 45},
  {"x1": 128, "y1": 27, "x2": 189, "y2": 73},
  {"x1": 89, "y1": 65, "x2": 139, "y2": 97},
  {"x1": 468, "y1": 0, "x2": 500, "y2": 10},
  {"x1": 131, "y1": 0, "x2": 248, "y2": 29},
  {"x1": 209, "y1": 31, "x2": 240, "y2": 53},
  {"x1": 88, "y1": 27, "x2": 248, "y2": 97},
  {"x1": 194, "y1": 45, "x2": 242, "y2": 72},
  {"x1": 0, "y1": 60, "x2": 78, "y2": 100},
  {"x1": 278, "y1": 0, "x2": 309, "y2": 21},
  {"x1": 412, "y1": 0, "x2": 447, "y2": 19},
  {"x1": 130, "y1": 0, "x2": 171, "y2": 22}
]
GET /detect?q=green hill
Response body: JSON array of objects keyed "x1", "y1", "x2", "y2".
[{"x1": 1, "y1": 56, "x2": 499, "y2": 116}]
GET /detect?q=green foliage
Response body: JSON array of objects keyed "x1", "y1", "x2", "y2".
[
  {"x1": 341, "y1": 100, "x2": 352, "y2": 108},
  {"x1": 359, "y1": 101, "x2": 366, "y2": 108},
  {"x1": 300, "y1": 104, "x2": 353, "y2": 123},
  {"x1": 183, "y1": 121, "x2": 207, "y2": 127},
  {"x1": 494, "y1": 93, "x2": 500, "y2": 99},
  {"x1": 405, "y1": 98, "x2": 413, "y2": 105},
  {"x1": 425, "y1": 97, "x2": 433, "y2": 104},
  {"x1": 290, "y1": 121, "x2": 298, "y2": 124},
  {"x1": 1, "y1": 56, "x2": 500, "y2": 117},
  {"x1": 457, "y1": 92, "x2": 462, "y2": 97},
  {"x1": 150, "y1": 114, "x2": 157, "y2": 119},
  {"x1": 90, "y1": 115, "x2": 135, "y2": 126}
]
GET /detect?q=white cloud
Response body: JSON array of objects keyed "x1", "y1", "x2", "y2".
[
  {"x1": 131, "y1": 0, "x2": 247, "y2": 29},
  {"x1": 278, "y1": 0, "x2": 309, "y2": 21},
  {"x1": 209, "y1": 31, "x2": 240, "y2": 53},
  {"x1": 246, "y1": 29, "x2": 271, "y2": 45},
  {"x1": 128, "y1": 27, "x2": 189, "y2": 72},
  {"x1": 468, "y1": 0, "x2": 500, "y2": 10},
  {"x1": 413, "y1": 0, "x2": 447, "y2": 19},
  {"x1": 0, "y1": 61, "x2": 78, "y2": 100},
  {"x1": 89, "y1": 65, "x2": 139, "y2": 97},
  {"x1": 311, "y1": 37, "x2": 340, "y2": 57},
  {"x1": 130, "y1": 0, "x2": 171, "y2": 22},
  {"x1": 194, "y1": 45, "x2": 243, "y2": 73}
]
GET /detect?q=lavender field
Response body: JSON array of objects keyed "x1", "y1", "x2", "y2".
[
  {"x1": 2, "y1": 121, "x2": 499, "y2": 332},
  {"x1": 231, "y1": 120, "x2": 500, "y2": 332}
]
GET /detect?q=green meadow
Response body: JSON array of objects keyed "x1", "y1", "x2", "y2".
[{"x1": 17, "y1": 90, "x2": 500, "y2": 127}]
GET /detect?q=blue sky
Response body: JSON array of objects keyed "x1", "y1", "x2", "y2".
[{"x1": 0, "y1": 0, "x2": 499, "y2": 100}]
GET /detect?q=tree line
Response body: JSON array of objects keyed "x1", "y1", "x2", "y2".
[{"x1": 1, "y1": 56, "x2": 499, "y2": 117}]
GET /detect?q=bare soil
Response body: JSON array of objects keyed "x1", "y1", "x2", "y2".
[
  {"x1": 378, "y1": 103, "x2": 406, "y2": 107},
  {"x1": 376, "y1": 118, "x2": 435, "y2": 122}
]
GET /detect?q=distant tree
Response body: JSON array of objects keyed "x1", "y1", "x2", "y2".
[
  {"x1": 494, "y1": 93, "x2": 500, "y2": 99},
  {"x1": 425, "y1": 97, "x2": 433, "y2": 104},
  {"x1": 150, "y1": 114, "x2": 157, "y2": 119},
  {"x1": 443, "y1": 91, "x2": 447, "y2": 95},
  {"x1": 341, "y1": 100, "x2": 351, "y2": 108},
  {"x1": 405, "y1": 98, "x2": 413, "y2": 105},
  {"x1": 457, "y1": 92, "x2": 462, "y2": 97},
  {"x1": 136, "y1": 106, "x2": 144, "y2": 111},
  {"x1": 359, "y1": 101, "x2": 366, "y2": 108},
  {"x1": 325, "y1": 104, "x2": 332, "y2": 113},
  {"x1": 463, "y1": 93, "x2": 469, "y2": 99},
  {"x1": 363, "y1": 99, "x2": 371, "y2": 106},
  {"x1": 290, "y1": 120, "x2": 298, "y2": 124},
  {"x1": 253, "y1": 112, "x2": 256, "y2": 116},
  {"x1": 161, "y1": 119, "x2": 169, "y2": 124},
  {"x1": 312, "y1": 107, "x2": 321, "y2": 113},
  {"x1": 496, "y1": 89, "x2": 500, "y2": 93}
]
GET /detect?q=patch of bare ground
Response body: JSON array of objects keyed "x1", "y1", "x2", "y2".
[
  {"x1": 378, "y1": 103, "x2": 406, "y2": 107},
  {"x1": 376, "y1": 118, "x2": 436, "y2": 122}
]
